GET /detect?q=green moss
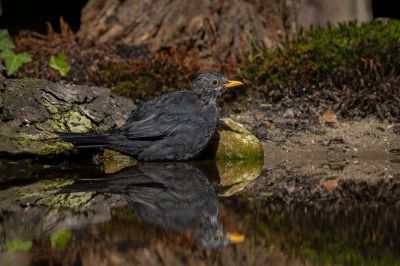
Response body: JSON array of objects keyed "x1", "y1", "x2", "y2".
[
  {"x1": 41, "y1": 97, "x2": 60, "y2": 114},
  {"x1": 10, "y1": 105, "x2": 94, "y2": 155},
  {"x1": 5, "y1": 239, "x2": 32, "y2": 252},
  {"x1": 46, "y1": 108, "x2": 93, "y2": 133},
  {"x1": 241, "y1": 20, "x2": 400, "y2": 120},
  {"x1": 50, "y1": 228, "x2": 71, "y2": 250},
  {"x1": 0, "y1": 94, "x2": 97, "y2": 155},
  {"x1": 215, "y1": 118, "x2": 264, "y2": 161},
  {"x1": 15, "y1": 137, "x2": 73, "y2": 155}
]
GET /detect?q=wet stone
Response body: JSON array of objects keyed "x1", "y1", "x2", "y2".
[{"x1": 0, "y1": 77, "x2": 135, "y2": 156}]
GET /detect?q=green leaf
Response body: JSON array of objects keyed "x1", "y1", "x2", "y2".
[
  {"x1": 49, "y1": 53, "x2": 71, "y2": 77},
  {"x1": 50, "y1": 228, "x2": 71, "y2": 250},
  {"x1": 0, "y1": 29, "x2": 15, "y2": 52},
  {"x1": 0, "y1": 50, "x2": 31, "y2": 76},
  {"x1": 5, "y1": 239, "x2": 32, "y2": 252}
]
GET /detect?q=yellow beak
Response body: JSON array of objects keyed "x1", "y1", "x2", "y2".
[
  {"x1": 224, "y1": 80, "x2": 244, "y2": 88},
  {"x1": 226, "y1": 232, "x2": 245, "y2": 243}
]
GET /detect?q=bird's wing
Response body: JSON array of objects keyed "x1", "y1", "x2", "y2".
[
  {"x1": 123, "y1": 114, "x2": 176, "y2": 139},
  {"x1": 122, "y1": 92, "x2": 198, "y2": 139},
  {"x1": 127, "y1": 91, "x2": 191, "y2": 122}
]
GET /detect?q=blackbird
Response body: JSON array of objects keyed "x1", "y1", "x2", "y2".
[
  {"x1": 59, "y1": 73, "x2": 243, "y2": 161},
  {"x1": 59, "y1": 162, "x2": 237, "y2": 248}
]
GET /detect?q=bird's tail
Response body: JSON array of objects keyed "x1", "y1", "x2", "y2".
[
  {"x1": 58, "y1": 132, "x2": 110, "y2": 148},
  {"x1": 57, "y1": 178, "x2": 111, "y2": 194}
]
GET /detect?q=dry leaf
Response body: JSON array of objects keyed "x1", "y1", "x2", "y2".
[
  {"x1": 321, "y1": 178, "x2": 338, "y2": 193},
  {"x1": 322, "y1": 108, "x2": 338, "y2": 123}
]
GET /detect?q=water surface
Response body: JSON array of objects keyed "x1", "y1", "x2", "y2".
[{"x1": 0, "y1": 156, "x2": 399, "y2": 266}]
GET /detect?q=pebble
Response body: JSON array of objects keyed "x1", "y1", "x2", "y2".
[{"x1": 283, "y1": 108, "x2": 295, "y2": 119}]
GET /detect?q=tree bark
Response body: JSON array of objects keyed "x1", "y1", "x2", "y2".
[
  {"x1": 78, "y1": 0, "x2": 301, "y2": 62},
  {"x1": 298, "y1": 0, "x2": 372, "y2": 27}
]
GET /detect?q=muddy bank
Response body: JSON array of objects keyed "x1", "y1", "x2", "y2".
[{"x1": 233, "y1": 112, "x2": 400, "y2": 206}]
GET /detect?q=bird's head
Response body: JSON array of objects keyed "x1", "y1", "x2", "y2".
[
  {"x1": 192, "y1": 72, "x2": 243, "y2": 100},
  {"x1": 196, "y1": 211, "x2": 245, "y2": 249}
]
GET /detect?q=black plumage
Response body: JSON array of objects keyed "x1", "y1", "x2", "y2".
[
  {"x1": 59, "y1": 162, "x2": 229, "y2": 248},
  {"x1": 58, "y1": 73, "x2": 243, "y2": 161}
]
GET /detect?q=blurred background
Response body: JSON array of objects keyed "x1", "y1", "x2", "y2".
[{"x1": 1, "y1": 1, "x2": 399, "y2": 35}]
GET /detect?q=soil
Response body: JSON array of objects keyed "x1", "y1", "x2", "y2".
[{"x1": 232, "y1": 110, "x2": 400, "y2": 206}]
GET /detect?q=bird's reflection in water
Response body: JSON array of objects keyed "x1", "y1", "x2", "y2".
[{"x1": 60, "y1": 162, "x2": 229, "y2": 248}]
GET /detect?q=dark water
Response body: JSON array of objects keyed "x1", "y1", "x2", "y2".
[{"x1": 0, "y1": 158, "x2": 399, "y2": 266}]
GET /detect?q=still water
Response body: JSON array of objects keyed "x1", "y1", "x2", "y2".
[{"x1": 0, "y1": 157, "x2": 399, "y2": 266}]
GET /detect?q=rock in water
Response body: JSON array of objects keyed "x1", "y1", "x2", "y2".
[
  {"x1": 203, "y1": 118, "x2": 264, "y2": 161},
  {"x1": 0, "y1": 78, "x2": 135, "y2": 155},
  {"x1": 204, "y1": 118, "x2": 264, "y2": 195}
]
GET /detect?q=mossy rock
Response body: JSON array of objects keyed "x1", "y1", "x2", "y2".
[
  {"x1": 204, "y1": 118, "x2": 264, "y2": 161},
  {"x1": 0, "y1": 77, "x2": 135, "y2": 156}
]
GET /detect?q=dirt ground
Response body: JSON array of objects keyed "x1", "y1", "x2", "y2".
[{"x1": 232, "y1": 111, "x2": 400, "y2": 206}]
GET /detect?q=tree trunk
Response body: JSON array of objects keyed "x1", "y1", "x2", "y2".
[
  {"x1": 298, "y1": 0, "x2": 372, "y2": 27},
  {"x1": 78, "y1": 0, "x2": 301, "y2": 62}
]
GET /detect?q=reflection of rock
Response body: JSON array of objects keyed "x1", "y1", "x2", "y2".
[
  {"x1": 0, "y1": 76, "x2": 135, "y2": 155},
  {"x1": 0, "y1": 161, "x2": 239, "y2": 250},
  {"x1": 100, "y1": 149, "x2": 138, "y2": 173},
  {"x1": 216, "y1": 159, "x2": 263, "y2": 197},
  {"x1": 0, "y1": 178, "x2": 123, "y2": 253}
]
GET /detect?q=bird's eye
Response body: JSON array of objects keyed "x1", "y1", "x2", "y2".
[{"x1": 212, "y1": 80, "x2": 219, "y2": 86}]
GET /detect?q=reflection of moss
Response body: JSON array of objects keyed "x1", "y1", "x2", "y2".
[
  {"x1": 50, "y1": 228, "x2": 71, "y2": 251},
  {"x1": 5, "y1": 239, "x2": 32, "y2": 252},
  {"x1": 101, "y1": 149, "x2": 138, "y2": 174},
  {"x1": 16, "y1": 178, "x2": 74, "y2": 199},
  {"x1": 15, "y1": 178, "x2": 95, "y2": 211},
  {"x1": 216, "y1": 159, "x2": 263, "y2": 197},
  {"x1": 48, "y1": 192, "x2": 95, "y2": 210}
]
